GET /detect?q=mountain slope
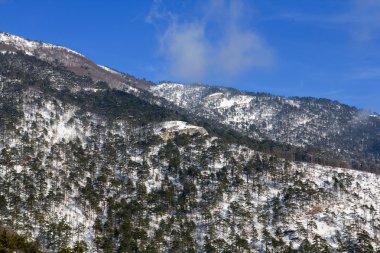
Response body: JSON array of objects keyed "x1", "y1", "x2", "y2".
[{"x1": 150, "y1": 82, "x2": 380, "y2": 172}]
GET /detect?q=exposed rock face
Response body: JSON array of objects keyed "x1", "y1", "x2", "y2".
[{"x1": 154, "y1": 121, "x2": 208, "y2": 141}]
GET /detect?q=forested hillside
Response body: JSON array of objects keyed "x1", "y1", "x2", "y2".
[{"x1": 1, "y1": 33, "x2": 380, "y2": 252}]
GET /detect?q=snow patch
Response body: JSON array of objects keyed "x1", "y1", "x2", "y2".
[
  {"x1": 206, "y1": 92, "x2": 224, "y2": 99},
  {"x1": 98, "y1": 65, "x2": 119, "y2": 75},
  {"x1": 217, "y1": 95, "x2": 253, "y2": 108},
  {"x1": 285, "y1": 99, "x2": 301, "y2": 108}
]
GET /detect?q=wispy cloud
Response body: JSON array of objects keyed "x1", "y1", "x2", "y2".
[
  {"x1": 147, "y1": 0, "x2": 273, "y2": 82},
  {"x1": 351, "y1": 67, "x2": 380, "y2": 80},
  {"x1": 350, "y1": 0, "x2": 380, "y2": 41}
]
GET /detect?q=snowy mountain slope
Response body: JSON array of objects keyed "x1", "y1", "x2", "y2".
[
  {"x1": 150, "y1": 82, "x2": 380, "y2": 171},
  {"x1": 2, "y1": 79, "x2": 380, "y2": 252},
  {"x1": 1, "y1": 33, "x2": 380, "y2": 253}
]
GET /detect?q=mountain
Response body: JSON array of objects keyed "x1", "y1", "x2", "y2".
[
  {"x1": 151, "y1": 82, "x2": 380, "y2": 172},
  {"x1": 1, "y1": 32, "x2": 380, "y2": 252}
]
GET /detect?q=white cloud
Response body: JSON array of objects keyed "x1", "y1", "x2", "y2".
[
  {"x1": 160, "y1": 21, "x2": 209, "y2": 80},
  {"x1": 148, "y1": 0, "x2": 273, "y2": 82}
]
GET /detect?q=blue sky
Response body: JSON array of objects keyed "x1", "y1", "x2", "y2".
[{"x1": 1, "y1": 0, "x2": 380, "y2": 112}]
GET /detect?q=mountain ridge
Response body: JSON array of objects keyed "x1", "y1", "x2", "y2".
[
  {"x1": 2, "y1": 31, "x2": 378, "y2": 114},
  {"x1": 150, "y1": 82, "x2": 380, "y2": 172},
  {"x1": 156, "y1": 81, "x2": 380, "y2": 115}
]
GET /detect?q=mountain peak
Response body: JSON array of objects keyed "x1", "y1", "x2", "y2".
[
  {"x1": 0, "y1": 32, "x2": 152, "y2": 90},
  {"x1": 0, "y1": 32, "x2": 84, "y2": 57}
]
